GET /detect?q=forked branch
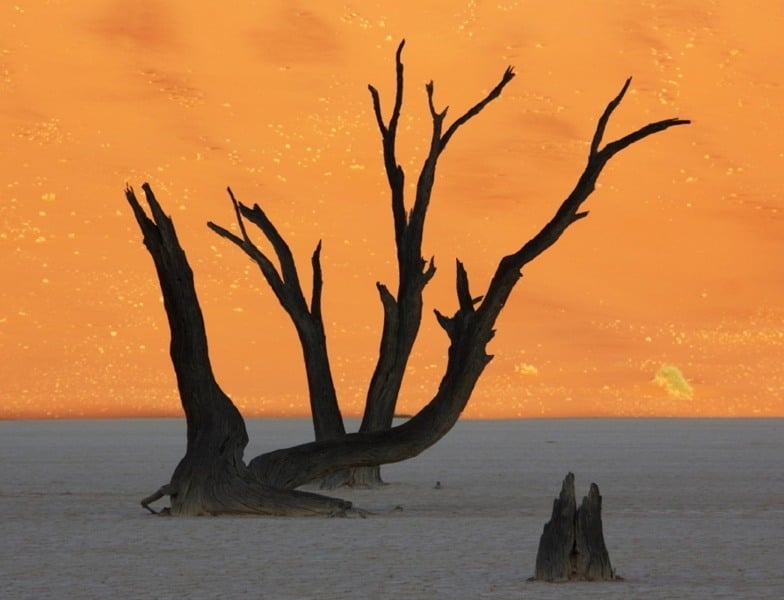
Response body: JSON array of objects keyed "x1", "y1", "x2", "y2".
[
  {"x1": 360, "y1": 43, "x2": 514, "y2": 436},
  {"x1": 479, "y1": 79, "x2": 691, "y2": 323},
  {"x1": 208, "y1": 189, "x2": 345, "y2": 441},
  {"x1": 412, "y1": 65, "x2": 515, "y2": 240}
]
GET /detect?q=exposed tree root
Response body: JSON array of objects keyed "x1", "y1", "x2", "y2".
[
  {"x1": 141, "y1": 484, "x2": 176, "y2": 514},
  {"x1": 141, "y1": 476, "x2": 352, "y2": 517}
]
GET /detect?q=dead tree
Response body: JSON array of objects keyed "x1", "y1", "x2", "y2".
[{"x1": 128, "y1": 42, "x2": 689, "y2": 514}]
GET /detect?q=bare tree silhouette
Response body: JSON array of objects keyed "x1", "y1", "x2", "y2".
[{"x1": 128, "y1": 42, "x2": 689, "y2": 515}]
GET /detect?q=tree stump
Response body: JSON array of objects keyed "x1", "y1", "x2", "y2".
[{"x1": 533, "y1": 473, "x2": 617, "y2": 582}]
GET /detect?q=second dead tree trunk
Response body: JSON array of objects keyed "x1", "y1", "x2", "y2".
[{"x1": 533, "y1": 473, "x2": 616, "y2": 582}]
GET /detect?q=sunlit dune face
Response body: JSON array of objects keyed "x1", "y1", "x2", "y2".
[{"x1": 1, "y1": 1, "x2": 782, "y2": 419}]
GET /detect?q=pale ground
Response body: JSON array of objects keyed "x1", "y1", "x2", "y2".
[{"x1": 1, "y1": 418, "x2": 782, "y2": 599}]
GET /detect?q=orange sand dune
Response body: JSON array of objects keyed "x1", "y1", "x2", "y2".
[{"x1": 1, "y1": 1, "x2": 782, "y2": 418}]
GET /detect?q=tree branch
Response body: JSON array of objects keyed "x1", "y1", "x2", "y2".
[
  {"x1": 600, "y1": 118, "x2": 691, "y2": 160},
  {"x1": 411, "y1": 65, "x2": 515, "y2": 242},
  {"x1": 209, "y1": 189, "x2": 345, "y2": 441},
  {"x1": 126, "y1": 183, "x2": 217, "y2": 395},
  {"x1": 361, "y1": 46, "x2": 514, "y2": 438},
  {"x1": 310, "y1": 240, "x2": 324, "y2": 321},
  {"x1": 206, "y1": 220, "x2": 286, "y2": 302},
  {"x1": 440, "y1": 66, "x2": 516, "y2": 151},
  {"x1": 369, "y1": 39, "x2": 407, "y2": 245},
  {"x1": 479, "y1": 81, "x2": 690, "y2": 330},
  {"x1": 455, "y1": 260, "x2": 475, "y2": 314},
  {"x1": 390, "y1": 39, "x2": 406, "y2": 137},
  {"x1": 237, "y1": 206, "x2": 305, "y2": 299},
  {"x1": 590, "y1": 76, "x2": 632, "y2": 156}
]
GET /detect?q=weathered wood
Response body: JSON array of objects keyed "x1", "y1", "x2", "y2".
[
  {"x1": 575, "y1": 483, "x2": 614, "y2": 580},
  {"x1": 534, "y1": 473, "x2": 617, "y2": 582},
  {"x1": 534, "y1": 473, "x2": 577, "y2": 581}
]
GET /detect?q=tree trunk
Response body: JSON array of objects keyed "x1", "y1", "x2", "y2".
[
  {"x1": 534, "y1": 473, "x2": 577, "y2": 581},
  {"x1": 533, "y1": 473, "x2": 616, "y2": 582},
  {"x1": 127, "y1": 183, "x2": 351, "y2": 516},
  {"x1": 575, "y1": 483, "x2": 615, "y2": 580}
]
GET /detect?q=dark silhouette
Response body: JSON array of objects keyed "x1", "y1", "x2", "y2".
[
  {"x1": 533, "y1": 473, "x2": 617, "y2": 582},
  {"x1": 128, "y1": 41, "x2": 689, "y2": 515}
]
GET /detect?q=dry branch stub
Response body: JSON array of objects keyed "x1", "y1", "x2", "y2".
[{"x1": 533, "y1": 473, "x2": 618, "y2": 582}]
